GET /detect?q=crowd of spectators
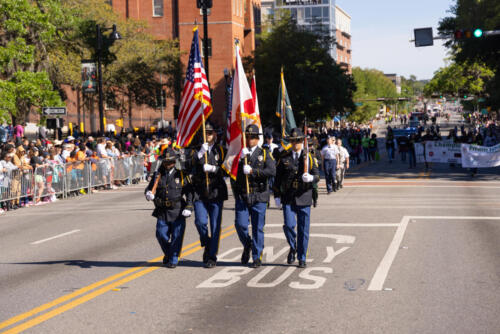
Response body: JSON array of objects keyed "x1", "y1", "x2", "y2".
[{"x1": 0, "y1": 125, "x2": 175, "y2": 214}]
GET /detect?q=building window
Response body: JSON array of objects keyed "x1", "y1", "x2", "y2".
[{"x1": 153, "y1": 0, "x2": 163, "y2": 17}]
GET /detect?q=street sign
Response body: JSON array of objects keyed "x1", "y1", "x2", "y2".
[
  {"x1": 355, "y1": 102, "x2": 363, "y2": 107},
  {"x1": 414, "y1": 27, "x2": 434, "y2": 47},
  {"x1": 42, "y1": 107, "x2": 67, "y2": 116}
]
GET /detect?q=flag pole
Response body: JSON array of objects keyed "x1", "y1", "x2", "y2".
[
  {"x1": 236, "y1": 40, "x2": 250, "y2": 194},
  {"x1": 201, "y1": 109, "x2": 210, "y2": 193},
  {"x1": 242, "y1": 116, "x2": 250, "y2": 194},
  {"x1": 281, "y1": 67, "x2": 286, "y2": 143}
]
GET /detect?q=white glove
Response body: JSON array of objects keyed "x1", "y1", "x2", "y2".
[
  {"x1": 203, "y1": 164, "x2": 217, "y2": 173},
  {"x1": 145, "y1": 191, "x2": 155, "y2": 201},
  {"x1": 302, "y1": 173, "x2": 314, "y2": 183},
  {"x1": 182, "y1": 209, "x2": 192, "y2": 217},
  {"x1": 274, "y1": 197, "x2": 281, "y2": 207},
  {"x1": 243, "y1": 165, "x2": 252, "y2": 175},
  {"x1": 197, "y1": 143, "x2": 210, "y2": 159},
  {"x1": 241, "y1": 147, "x2": 251, "y2": 157},
  {"x1": 200, "y1": 143, "x2": 209, "y2": 154}
]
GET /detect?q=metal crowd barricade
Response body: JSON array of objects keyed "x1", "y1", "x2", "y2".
[
  {"x1": 33, "y1": 163, "x2": 66, "y2": 202},
  {"x1": 65, "y1": 160, "x2": 91, "y2": 195},
  {"x1": 113, "y1": 156, "x2": 130, "y2": 182},
  {"x1": 1, "y1": 154, "x2": 147, "y2": 210},
  {"x1": 90, "y1": 158, "x2": 112, "y2": 188},
  {"x1": 0, "y1": 169, "x2": 33, "y2": 205},
  {"x1": 130, "y1": 155, "x2": 145, "y2": 183}
]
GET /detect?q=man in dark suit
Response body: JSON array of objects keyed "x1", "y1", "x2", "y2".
[
  {"x1": 233, "y1": 124, "x2": 276, "y2": 268},
  {"x1": 274, "y1": 128, "x2": 320, "y2": 268}
]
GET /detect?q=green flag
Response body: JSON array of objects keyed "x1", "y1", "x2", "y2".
[{"x1": 276, "y1": 68, "x2": 296, "y2": 150}]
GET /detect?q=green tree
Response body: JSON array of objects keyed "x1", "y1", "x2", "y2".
[
  {"x1": 438, "y1": 0, "x2": 500, "y2": 109},
  {"x1": 0, "y1": 0, "x2": 65, "y2": 124},
  {"x1": 48, "y1": 0, "x2": 181, "y2": 129},
  {"x1": 424, "y1": 61, "x2": 494, "y2": 97},
  {"x1": 246, "y1": 15, "x2": 355, "y2": 126},
  {"x1": 351, "y1": 67, "x2": 397, "y2": 123}
]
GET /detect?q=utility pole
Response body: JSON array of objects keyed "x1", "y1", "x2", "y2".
[{"x1": 202, "y1": 0, "x2": 210, "y2": 84}]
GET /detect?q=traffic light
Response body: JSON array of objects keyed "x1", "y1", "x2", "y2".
[
  {"x1": 454, "y1": 29, "x2": 483, "y2": 39},
  {"x1": 196, "y1": 0, "x2": 212, "y2": 8}
]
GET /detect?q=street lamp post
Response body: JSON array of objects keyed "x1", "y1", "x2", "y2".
[{"x1": 96, "y1": 24, "x2": 121, "y2": 135}]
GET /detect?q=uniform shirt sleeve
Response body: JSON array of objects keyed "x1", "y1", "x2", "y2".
[
  {"x1": 309, "y1": 153, "x2": 320, "y2": 183},
  {"x1": 252, "y1": 148, "x2": 276, "y2": 178}
]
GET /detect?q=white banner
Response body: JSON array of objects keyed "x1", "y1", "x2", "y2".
[
  {"x1": 461, "y1": 144, "x2": 500, "y2": 168},
  {"x1": 415, "y1": 143, "x2": 425, "y2": 163},
  {"x1": 425, "y1": 140, "x2": 462, "y2": 163}
]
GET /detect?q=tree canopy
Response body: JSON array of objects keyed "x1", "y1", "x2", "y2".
[
  {"x1": 350, "y1": 68, "x2": 397, "y2": 123},
  {"x1": 0, "y1": 0, "x2": 181, "y2": 125},
  {"x1": 438, "y1": 0, "x2": 500, "y2": 109},
  {"x1": 246, "y1": 15, "x2": 355, "y2": 126},
  {"x1": 424, "y1": 61, "x2": 494, "y2": 98},
  {"x1": 0, "y1": 0, "x2": 66, "y2": 124}
]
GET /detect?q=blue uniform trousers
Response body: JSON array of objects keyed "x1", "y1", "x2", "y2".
[
  {"x1": 283, "y1": 204, "x2": 311, "y2": 262},
  {"x1": 235, "y1": 199, "x2": 267, "y2": 261},
  {"x1": 194, "y1": 200, "x2": 223, "y2": 260},
  {"x1": 156, "y1": 217, "x2": 186, "y2": 265},
  {"x1": 324, "y1": 159, "x2": 337, "y2": 192}
]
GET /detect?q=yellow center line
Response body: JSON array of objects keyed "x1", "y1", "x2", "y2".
[{"x1": 0, "y1": 225, "x2": 235, "y2": 332}]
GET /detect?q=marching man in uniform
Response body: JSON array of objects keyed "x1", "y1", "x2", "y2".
[
  {"x1": 274, "y1": 128, "x2": 320, "y2": 268},
  {"x1": 192, "y1": 122, "x2": 228, "y2": 268},
  {"x1": 233, "y1": 124, "x2": 276, "y2": 268},
  {"x1": 145, "y1": 148, "x2": 193, "y2": 268},
  {"x1": 320, "y1": 134, "x2": 340, "y2": 194},
  {"x1": 336, "y1": 138, "x2": 350, "y2": 190}
]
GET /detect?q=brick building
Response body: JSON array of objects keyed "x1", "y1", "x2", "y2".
[
  {"x1": 334, "y1": 5, "x2": 351, "y2": 73},
  {"x1": 56, "y1": 0, "x2": 261, "y2": 134}
]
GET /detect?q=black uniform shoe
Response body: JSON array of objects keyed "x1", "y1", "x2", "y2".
[
  {"x1": 166, "y1": 262, "x2": 177, "y2": 269},
  {"x1": 203, "y1": 246, "x2": 210, "y2": 264},
  {"x1": 241, "y1": 240, "x2": 252, "y2": 264},
  {"x1": 287, "y1": 248, "x2": 296, "y2": 264},
  {"x1": 250, "y1": 259, "x2": 262, "y2": 268},
  {"x1": 205, "y1": 259, "x2": 216, "y2": 268},
  {"x1": 162, "y1": 256, "x2": 168, "y2": 265},
  {"x1": 298, "y1": 260, "x2": 307, "y2": 268},
  {"x1": 333, "y1": 186, "x2": 337, "y2": 192},
  {"x1": 340, "y1": 184, "x2": 343, "y2": 189}
]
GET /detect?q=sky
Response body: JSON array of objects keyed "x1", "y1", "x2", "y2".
[{"x1": 336, "y1": 0, "x2": 456, "y2": 80}]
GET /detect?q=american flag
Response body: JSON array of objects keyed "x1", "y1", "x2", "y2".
[{"x1": 175, "y1": 28, "x2": 212, "y2": 148}]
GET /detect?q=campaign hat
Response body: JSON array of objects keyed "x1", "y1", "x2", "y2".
[
  {"x1": 287, "y1": 127, "x2": 305, "y2": 140},
  {"x1": 245, "y1": 124, "x2": 262, "y2": 136},
  {"x1": 161, "y1": 148, "x2": 177, "y2": 162}
]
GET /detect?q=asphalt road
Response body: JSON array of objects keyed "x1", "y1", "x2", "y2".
[{"x1": 1, "y1": 118, "x2": 499, "y2": 333}]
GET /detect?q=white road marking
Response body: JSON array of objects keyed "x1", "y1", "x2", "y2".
[
  {"x1": 367, "y1": 216, "x2": 410, "y2": 291},
  {"x1": 323, "y1": 246, "x2": 350, "y2": 263},
  {"x1": 367, "y1": 215, "x2": 500, "y2": 291},
  {"x1": 410, "y1": 216, "x2": 500, "y2": 220},
  {"x1": 265, "y1": 223, "x2": 400, "y2": 227},
  {"x1": 265, "y1": 232, "x2": 356, "y2": 244},
  {"x1": 30, "y1": 230, "x2": 81, "y2": 245}
]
